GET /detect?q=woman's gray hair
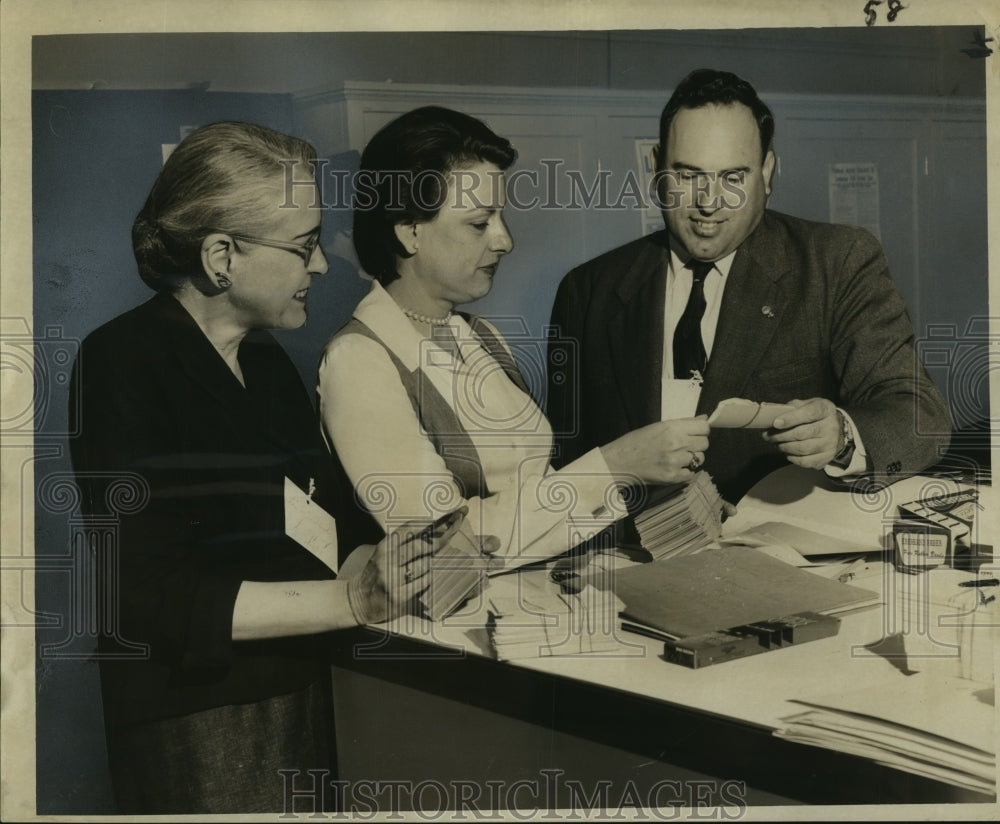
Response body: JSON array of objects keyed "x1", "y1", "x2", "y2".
[{"x1": 132, "y1": 121, "x2": 317, "y2": 292}]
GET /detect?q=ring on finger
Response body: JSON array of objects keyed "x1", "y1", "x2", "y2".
[{"x1": 687, "y1": 453, "x2": 703, "y2": 472}]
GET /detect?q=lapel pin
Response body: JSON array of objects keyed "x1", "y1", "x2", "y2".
[{"x1": 761, "y1": 305, "x2": 775, "y2": 318}]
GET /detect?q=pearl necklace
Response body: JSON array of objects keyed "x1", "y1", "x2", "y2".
[{"x1": 402, "y1": 307, "x2": 452, "y2": 327}]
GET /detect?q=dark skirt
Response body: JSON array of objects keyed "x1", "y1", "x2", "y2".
[{"x1": 107, "y1": 678, "x2": 337, "y2": 814}]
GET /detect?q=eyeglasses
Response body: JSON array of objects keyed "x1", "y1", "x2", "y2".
[{"x1": 227, "y1": 232, "x2": 322, "y2": 264}]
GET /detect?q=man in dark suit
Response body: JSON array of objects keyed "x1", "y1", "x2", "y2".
[{"x1": 548, "y1": 68, "x2": 951, "y2": 504}]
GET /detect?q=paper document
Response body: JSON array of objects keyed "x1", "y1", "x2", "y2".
[
  {"x1": 777, "y1": 673, "x2": 995, "y2": 794},
  {"x1": 284, "y1": 476, "x2": 338, "y2": 573},
  {"x1": 725, "y1": 521, "x2": 873, "y2": 557},
  {"x1": 723, "y1": 465, "x2": 972, "y2": 549}
]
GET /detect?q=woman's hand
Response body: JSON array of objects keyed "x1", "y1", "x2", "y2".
[
  {"x1": 232, "y1": 508, "x2": 497, "y2": 639},
  {"x1": 599, "y1": 417, "x2": 711, "y2": 486},
  {"x1": 346, "y1": 507, "x2": 474, "y2": 624}
]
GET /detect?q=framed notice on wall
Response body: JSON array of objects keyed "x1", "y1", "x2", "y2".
[
  {"x1": 635, "y1": 138, "x2": 662, "y2": 236},
  {"x1": 829, "y1": 162, "x2": 881, "y2": 239}
]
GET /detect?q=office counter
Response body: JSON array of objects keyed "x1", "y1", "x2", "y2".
[{"x1": 328, "y1": 469, "x2": 997, "y2": 812}]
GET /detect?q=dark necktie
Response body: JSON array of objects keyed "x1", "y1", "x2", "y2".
[{"x1": 672, "y1": 259, "x2": 713, "y2": 380}]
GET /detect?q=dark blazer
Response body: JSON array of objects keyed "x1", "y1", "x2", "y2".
[
  {"x1": 69, "y1": 292, "x2": 352, "y2": 733},
  {"x1": 548, "y1": 211, "x2": 952, "y2": 503}
]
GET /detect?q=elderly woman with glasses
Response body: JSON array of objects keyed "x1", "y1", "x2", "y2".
[
  {"x1": 69, "y1": 121, "x2": 461, "y2": 814},
  {"x1": 318, "y1": 107, "x2": 712, "y2": 573}
]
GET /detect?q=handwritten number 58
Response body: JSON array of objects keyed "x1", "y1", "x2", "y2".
[{"x1": 864, "y1": 0, "x2": 905, "y2": 27}]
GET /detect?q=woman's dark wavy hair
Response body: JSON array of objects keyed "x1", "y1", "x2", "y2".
[
  {"x1": 132, "y1": 121, "x2": 317, "y2": 292},
  {"x1": 658, "y1": 69, "x2": 775, "y2": 163},
  {"x1": 353, "y1": 106, "x2": 517, "y2": 286}
]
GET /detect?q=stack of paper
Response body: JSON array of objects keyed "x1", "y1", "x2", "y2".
[
  {"x1": 633, "y1": 472, "x2": 724, "y2": 560},
  {"x1": 419, "y1": 528, "x2": 491, "y2": 621},
  {"x1": 776, "y1": 674, "x2": 995, "y2": 795},
  {"x1": 487, "y1": 577, "x2": 628, "y2": 661}
]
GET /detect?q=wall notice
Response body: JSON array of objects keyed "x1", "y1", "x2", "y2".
[
  {"x1": 829, "y1": 162, "x2": 880, "y2": 239},
  {"x1": 635, "y1": 138, "x2": 662, "y2": 236}
]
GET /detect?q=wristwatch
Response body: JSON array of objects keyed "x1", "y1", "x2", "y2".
[{"x1": 830, "y1": 409, "x2": 856, "y2": 469}]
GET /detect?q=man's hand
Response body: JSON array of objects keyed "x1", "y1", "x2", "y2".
[{"x1": 762, "y1": 398, "x2": 842, "y2": 469}]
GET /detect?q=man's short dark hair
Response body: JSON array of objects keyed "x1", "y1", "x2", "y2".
[{"x1": 658, "y1": 68, "x2": 775, "y2": 162}]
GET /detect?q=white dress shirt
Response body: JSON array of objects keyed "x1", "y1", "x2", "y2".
[{"x1": 660, "y1": 249, "x2": 735, "y2": 421}]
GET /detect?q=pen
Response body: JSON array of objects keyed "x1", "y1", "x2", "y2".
[
  {"x1": 958, "y1": 578, "x2": 999, "y2": 587},
  {"x1": 836, "y1": 557, "x2": 867, "y2": 583}
]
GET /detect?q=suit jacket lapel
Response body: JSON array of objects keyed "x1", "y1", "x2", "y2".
[
  {"x1": 609, "y1": 234, "x2": 670, "y2": 429},
  {"x1": 698, "y1": 218, "x2": 792, "y2": 415}
]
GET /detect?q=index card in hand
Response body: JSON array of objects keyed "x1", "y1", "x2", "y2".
[{"x1": 708, "y1": 398, "x2": 796, "y2": 429}]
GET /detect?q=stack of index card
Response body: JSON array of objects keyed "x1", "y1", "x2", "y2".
[
  {"x1": 486, "y1": 576, "x2": 627, "y2": 661},
  {"x1": 633, "y1": 472, "x2": 724, "y2": 561}
]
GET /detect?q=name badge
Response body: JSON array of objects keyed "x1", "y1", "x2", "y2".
[
  {"x1": 284, "y1": 476, "x2": 338, "y2": 573},
  {"x1": 662, "y1": 377, "x2": 702, "y2": 421}
]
